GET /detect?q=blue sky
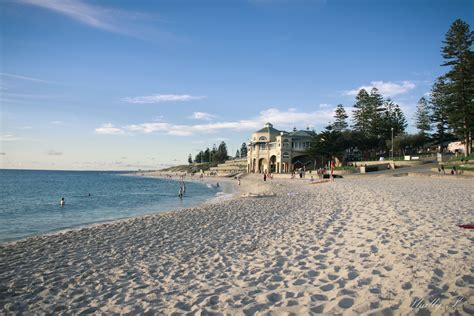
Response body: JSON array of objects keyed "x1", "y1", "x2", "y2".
[{"x1": 1, "y1": 0, "x2": 472, "y2": 170}]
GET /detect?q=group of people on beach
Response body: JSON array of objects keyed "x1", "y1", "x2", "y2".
[{"x1": 437, "y1": 165, "x2": 459, "y2": 175}]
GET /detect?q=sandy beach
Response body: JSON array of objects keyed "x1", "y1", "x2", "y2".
[{"x1": 1, "y1": 175, "x2": 473, "y2": 315}]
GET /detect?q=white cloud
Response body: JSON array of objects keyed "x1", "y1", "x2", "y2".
[
  {"x1": 0, "y1": 134, "x2": 20, "y2": 141},
  {"x1": 259, "y1": 108, "x2": 333, "y2": 127},
  {"x1": 96, "y1": 108, "x2": 334, "y2": 137},
  {"x1": 18, "y1": 0, "x2": 130, "y2": 35},
  {"x1": 47, "y1": 150, "x2": 63, "y2": 156},
  {"x1": 345, "y1": 81, "x2": 416, "y2": 97},
  {"x1": 125, "y1": 122, "x2": 170, "y2": 134},
  {"x1": 94, "y1": 123, "x2": 125, "y2": 135},
  {"x1": 123, "y1": 94, "x2": 206, "y2": 104},
  {"x1": 0, "y1": 72, "x2": 51, "y2": 84},
  {"x1": 192, "y1": 112, "x2": 216, "y2": 120},
  {"x1": 51, "y1": 121, "x2": 63, "y2": 125},
  {"x1": 319, "y1": 103, "x2": 331, "y2": 108}
]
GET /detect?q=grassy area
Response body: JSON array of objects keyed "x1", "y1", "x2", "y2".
[
  {"x1": 442, "y1": 165, "x2": 474, "y2": 172},
  {"x1": 448, "y1": 153, "x2": 474, "y2": 162}
]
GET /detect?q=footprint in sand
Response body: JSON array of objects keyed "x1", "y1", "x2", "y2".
[
  {"x1": 311, "y1": 304, "x2": 325, "y2": 313},
  {"x1": 320, "y1": 284, "x2": 334, "y2": 292},
  {"x1": 266, "y1": 292, "x2": 282, "y2": 303},
  {"x1": 347, "y1": 271, "x2": 359, "y2": 280},
  {"x1": 311, "y1": 294, "x2": 328, "y2": 302},
  {"x1": 433, "y1": 268, "x2": 444, "y2": 278},
  {"x1": 402, "y1": 282, "x2": 412, "y2": 290},
  {"x1": 338, "y1": 297, "x2": 354, "y2": 309}
]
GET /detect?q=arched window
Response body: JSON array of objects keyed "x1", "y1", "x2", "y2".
[
  {"x1": 282, "y1": 152, "x2": 290, "y2": 159},
  {"x1": 282, "y1": 139, "x2": 289, "y2": 147},
  {"x1": 259, "y1": 136, "x2": 267, "y2": 141}
]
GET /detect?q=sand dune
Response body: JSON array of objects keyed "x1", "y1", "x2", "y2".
[{"x1": 1, "y1": 176, "x2": 473, "y2": 315}]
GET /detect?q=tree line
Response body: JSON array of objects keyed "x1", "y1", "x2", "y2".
[
  {"x1": 309, "y1": 19, "x2": 473, "y2": 163},
  {"x1": 187, "y1": 142, "x2": 248, "y2": 164}
]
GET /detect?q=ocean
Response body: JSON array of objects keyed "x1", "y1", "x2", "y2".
[{"x1": 0, "y1": 169, "x2": 219, "y2": 243}]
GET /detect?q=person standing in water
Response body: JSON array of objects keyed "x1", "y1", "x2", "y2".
[{"x1": 60, "y1": 197, "x2": 65, "y2": 207}]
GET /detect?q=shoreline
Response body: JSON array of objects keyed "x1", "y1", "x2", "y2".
[
  {"x1": 139, "y1": 171, "x2": 242, "y2": 204},
  {"x1": 2, "y1": 173, "x2": 239, "y2": 246},
  {"x1": 1, "y1": 176, "x2": 472, "y2": 315}
]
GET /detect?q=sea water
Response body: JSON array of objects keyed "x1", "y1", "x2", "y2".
[{"x1": 0, "y1": 170, "x2": 219, "y2": 243}]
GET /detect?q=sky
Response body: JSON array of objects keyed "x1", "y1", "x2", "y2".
[{"x1": 1, "y1": 0, "x2": 473, "y2": 170}]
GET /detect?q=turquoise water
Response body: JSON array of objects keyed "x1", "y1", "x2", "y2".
[{"x1": 0, "y1": 170, "x2": 218, "y2": 243}]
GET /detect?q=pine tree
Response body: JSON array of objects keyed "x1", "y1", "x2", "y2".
[
  {"x1": 203, "y1": 148, "x2": 211, "y2": 162},
  {"x1": 217, "y1": 141, "x2": 228, "y2": 162},
  {"x1": 382, "y1": 99, "x2": 407, "y2": 138},
  {"x1": 352, "y1": 89, "x2": 372, "y2": 135},
  {"x1": 211, "y1": 145, "x2": 218, "y2": 163},
  {"x1": 240, "y1": 142, "x2": 248, "y2": 158},
  {"x1": 194, "y1": 151, "x2": 203, "y2": 163},
  {"x1": 352, "y1": 88, "x2": 385, "y2": 137},
  {"x1": 391, "y1": 104, "x2": 407, "y2": 135},
  {"x1": 441, "y1": 19, "x2": 474, "y2": 155},
  {"x1": 187, "y1": 154, "x2": 193, "y2": 164},
  {"x1": 430, "y1": 77, "x2": 452, "y2": 147},
  {"x1": 333, "y1": 104, "x2": 348, "y2": 131},
  {"x1": 415, "y1": 97, "x2": 431, "y2": 137},
  {"x1": 368, "y1": 88, "x2": 386, "y2": 137},
  {"x1": 235, "y1": 149, "x2": 240, "y2": 159}
]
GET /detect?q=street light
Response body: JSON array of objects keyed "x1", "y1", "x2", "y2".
[{"x1": 391, "y1": 127, "x2": 394, "y2": 161}]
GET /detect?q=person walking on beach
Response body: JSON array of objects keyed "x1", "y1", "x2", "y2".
[
  {"x1": 330, "y1": 160, "x2": 335, "y2": 182},
  {"x1": 60, "y1": 197, "x2": 65, "y2": 207},
  {"x1": 263, "y1": 173, "x2": 267, "y2": 181},
  {"x1": 451, "y1": 166, "x2": 457, "y2": 175}
]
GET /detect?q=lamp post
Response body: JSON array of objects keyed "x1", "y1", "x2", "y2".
[{"x1": 391, "y1": 127, "x2": 394, "y2": 160}]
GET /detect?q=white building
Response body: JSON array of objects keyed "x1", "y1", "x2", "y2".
[{"x1": 247, "y1": 123, "x2": 315, "y2": 173}]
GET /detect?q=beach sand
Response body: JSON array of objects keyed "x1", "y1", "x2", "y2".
[{"x1": 1, "y1": 175, "x2": 473, "y2": 315}]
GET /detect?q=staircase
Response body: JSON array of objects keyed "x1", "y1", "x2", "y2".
[{"x1": 209, "y1": 158, "x2": 247, "y2": 176}]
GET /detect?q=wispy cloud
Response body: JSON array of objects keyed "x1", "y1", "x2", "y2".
[
  {"x1": 95, "y1": 108, "x2": 334, "y2": 137},
  {"x1": 19, "y1": 0, "x2": 120, "y2": 33},
  {"x1": 51, "y1": 121, "x2": 64, "y2": 125},
  {"x1": 344, "y1": 81, "x2": 416, "y2": 97},
  {"x1": 94, "y1": 123, "x2": 126, "y2": 135},
  {"x1": 123, "y1": 94, "x2": 206, "y2": 104},
  {"x1": 47, "y1": 150, "x2": 63, "y2": 156},
  {"x1": 192, "y1": 112, "x2": 216, "y2": 120},
  {"x1": 0, "y1": 134, "x2": 21, "y2": 142},
  {"x1": 319, "y1": 103, "x2": 331, "y2": 108},
  {"x1": 17, "y1": 0, "x2": 183, "y2": 42},
  {"x1": 0, "y1": 72, "x2": 52, "y2": 84}
]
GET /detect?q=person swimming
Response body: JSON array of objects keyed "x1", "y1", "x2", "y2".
[{"x1": 60, "y1": 197, "x2": 65, "y2": 207}]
